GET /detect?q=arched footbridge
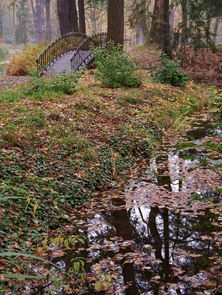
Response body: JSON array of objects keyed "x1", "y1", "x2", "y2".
[{"x1": 36, "y1": 32, "x2": 107, "y2": 74}]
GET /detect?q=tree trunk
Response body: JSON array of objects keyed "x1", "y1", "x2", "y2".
[
  {"x1": 205, "y1": 17, "x2": 212, "y2": 45},
  {"x1": 57, "y1": 0, "x2": 79, "y2": 36},
  {"x1": 72, "y1": 0, "x2": 79, "y2": 32},
  {"x1": 30, "y1": 0, "x2": 34, "y2": 14},
  {"x1": 0, "y1": 3, "x2": 4, "y2": 39},
  {"x1": 135, "y1": 0, "x2": 148, "y2": 45},
  {"x1": 90, "y1": 5, "x2": 97, "y2": 34},
  {"x1": 45, "y1": 0, "x2": 52, "y2": 40},
  {"x1": 135, "y1": 23, "x2": 144, "y2": 45},
  {"x1": 57, "y1": 0, "x2": 70, "y2": 36},
  {"x1": 169, "y1": 2, "x2": 175, "y2": 34},
  {"x1": 150, "y1": 0, "x2": 163, "y2": 45},
  {"x1": 107, "y1": 0, "x2": 124, "y2": 45},
  {"x1": 12, "y1": 3, "x2": 16, "y2": 44},
  {"x1": 181, "y1": 0, "x2": 188, "y2": 44},
  {"x1": 34, "y1": 0, "x2": 45, "y2": 43},
  {"x1": 78, "y1": 0, "x2": 86, "y2": 34},
  {"x1": 162, "y1": 0, "x2": 172, "y2": 57},
  {"x1": 16, "y1": 0, "x2": 29, "y2": 45},
  {"x1": 213, "y1": 17, "x2": 222, "y2": 43},
  {"x1": 0, "y1": 13, "x2": 3, "y2": 39}
]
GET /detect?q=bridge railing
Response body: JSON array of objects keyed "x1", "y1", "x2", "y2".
[
  {"x1": 36, "y1": 32, "x2": 88, "y2": 71},
  {"x1": 70, "y1": 32, "x2": 107, "y2": 72}
]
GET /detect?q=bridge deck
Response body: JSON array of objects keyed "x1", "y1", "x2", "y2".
[{"x1": 44, "y1": 51, "x2": 75, "y2": 74}]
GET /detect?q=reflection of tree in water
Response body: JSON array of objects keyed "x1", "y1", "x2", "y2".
[
  {"x1": 84, "y1": 202, "x2": 220, "y2": 294},
  {"x1": 105, "y1": 207, "x2": 140, "y2": 295},
  {"x1": 129, "y1": 206, "x2": 220, "y2": 293}
]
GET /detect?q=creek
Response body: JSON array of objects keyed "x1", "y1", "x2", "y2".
[{"x1": 22, "y1": 114, "x2": 222, "y2": 295}]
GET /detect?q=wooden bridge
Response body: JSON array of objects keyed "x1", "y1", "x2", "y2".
[{"x1": 36, "y1": 32, "x2": 107, "y2": 74}]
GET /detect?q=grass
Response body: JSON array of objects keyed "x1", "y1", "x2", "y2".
[
  {"x1": 0, "y1": 64, "x2": 4, "y2": 75},
  {"x1": 0, "y1": 73, "x2": 80, "y2": 104},
  {"x1": 25, "y1": 110, "x2": 46, "y2": 128},
  {"x1": 0, "y1": 45, "x2": 8, "y2": 62},
  {"x1": 176, "y1": 141, "x2": 196, "y2": 150},
  {"x1": 0, "y1": 89, "x2": 23, "y2": 103}
]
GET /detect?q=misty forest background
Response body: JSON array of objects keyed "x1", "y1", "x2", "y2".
[{"x1": 0, "y1": 0, "x2": 222, "y2": 48}]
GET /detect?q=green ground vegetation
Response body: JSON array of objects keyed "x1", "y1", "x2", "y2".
[{"x1": 0, "y1": 45, "x2": 8, "y2": 62}]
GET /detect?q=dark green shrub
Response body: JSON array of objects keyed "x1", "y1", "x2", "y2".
[
  {"x1": 152, "y1": 55, "x2": 188, "y2": 87},
  {"x1": 93, "y1": 43, "x2": 141, "y2": 88}
]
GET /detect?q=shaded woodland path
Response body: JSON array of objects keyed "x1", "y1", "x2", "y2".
[{"x1": 0, "y1": 76, "x2": 31, "y2": 88}]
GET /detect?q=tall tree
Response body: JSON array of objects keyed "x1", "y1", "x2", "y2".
[
  {"x1": 72, "y1": 0, "x2": 79, "y2": 32},
  {"x1": 78, "y1": 0, "x2": 86, "y2": 34},
  {"x1": 0, "y1": 4, "x2": 3, "y2": 40},
  {"x1": 150, "y1": 0, "x2": 172, "y2": 56},
  {"x1": 57, "y1": 0, "x2": 79, "y2": 36},
  {"x1": 181, "y1": 0, "x2": 188, "y2": 44},
  {"x1": 129, "y1": 0, "x2": 149, "y2": 45},
  {"x1": 150, "y1": 0, "x2": 163, "y2": 44},
  {"x1": 35, "y1": 0, "x2": 45, "y2": 42},
  {"x1": 16, "y1": 0, "x2": 29, "y2": 44},
  {"x1": 107, "y1": 0, "x2": 124, "y2": 45},
  {"x1": 213, "y1": 17, "x2": 222, "y2": 43},
  {"x1": 177, "y1": 0, "x2": 222, "y2": 49},
  {"x1": 169, "y1": 1, "x2": 176, "y2": 34},
  {"x1": 85, "y1": 0, "x2": 106, "y2": 34},
  {"x1": 162, "y1": 0, "x2": 171, "y2": 57},
  {"x1": 45, "y1": 0, "x2": 52, "y2": 40}
]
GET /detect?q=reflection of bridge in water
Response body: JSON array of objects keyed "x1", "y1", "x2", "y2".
[{"x1": 36, "y1": 32, "x2": 107, "y2": 74}]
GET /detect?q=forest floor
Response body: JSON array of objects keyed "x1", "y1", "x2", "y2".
[
  {"x1": 0, "y1": 76, "x2": 31, "y2": 88},
  {"x1": 129, "y1": 45, "x2": 222, "y2": 88},
  {"x1": 0, "y1": 48, "x2": 221, "y2": 294}
]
